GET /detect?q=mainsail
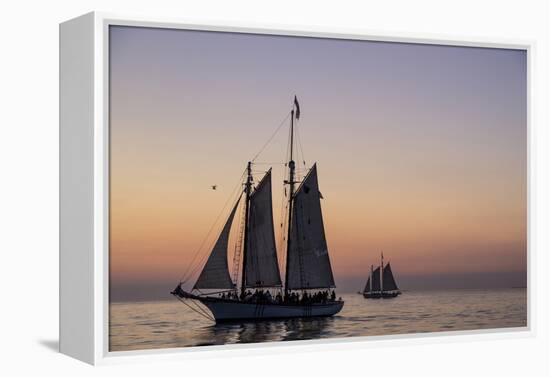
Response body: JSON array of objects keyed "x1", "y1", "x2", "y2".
[
  {"x1": 383, "y1": 262, "x2": 399, "y2": 291},
  {"x1": 244, "y1": 170, "x2": 282, "y2": 287},
  {"x1": 287, "y1": 164, "x2": 335, "y2": 290},
  {"x1": 193, "y1": 197, "x2": 241, "y2": 290},
  {"x1": 371, "y1": 267, "x2": 381, "y2": 291}
]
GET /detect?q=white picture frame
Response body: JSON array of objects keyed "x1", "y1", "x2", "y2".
[{"x1": 59, "y1": 11, "x2": 534, "y2": 365}]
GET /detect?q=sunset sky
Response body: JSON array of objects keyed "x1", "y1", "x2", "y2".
[{"x1": 109, "y1": 25, "x2": 526, "y2": 301}]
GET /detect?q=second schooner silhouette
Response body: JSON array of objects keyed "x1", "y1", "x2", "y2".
[
  {"x1": 363, "y1": 253, "x2": 401, "y2": 299},
  {"x1": 171, "y1": 97, "x2": 344, "y2": 322}
]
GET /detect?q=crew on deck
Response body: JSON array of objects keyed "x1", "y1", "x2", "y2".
[{"x1": 220, "y1": 289, "x2": 338, "y2": 304}]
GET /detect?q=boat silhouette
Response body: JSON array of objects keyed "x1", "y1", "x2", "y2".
[
  {"x1": 363, "y1": 252, "x2": 401, "y2": 299},
  {"x1": 171, "y1": 97, "x2": 344, "y2": 322}
]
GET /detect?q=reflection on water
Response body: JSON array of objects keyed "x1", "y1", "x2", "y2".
[
  {"x1": 193, "y1": 316, "x2": 334, "y2": 346},
  {"x1": 109, "y1": 289, "x2": 527, "y2": 351}
]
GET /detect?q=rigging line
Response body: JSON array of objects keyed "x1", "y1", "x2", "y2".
[
  {"x1": 277, "y1": 173, "x2": 289, "y2": 274},
  {"x1": 295, "y1": 119, "x2": 307, "y2": 166},
  {"x1": 275, "y1": 179, "x2": 287, "y2": 273},
  {"x1": 188, "y1": 169, "x2": 246, "y2": 279},
  {"x1": 277, "y1": 195, "x2": 287, "y2": 247},
  {"x1": 175, "y1": 296, "x2": 206, "y2": 319},
  {"x1": 184, "y1": 188, "x2": 246, "y2": 284},
  {"x1": 251, "y1": 111, "x2": 291, "y2": 162},
  {"x1": 181, "y1": 186, "x2": 243, "y2": 284},
  {"x1": 175, "y1": 297, "x2": 214, "y2": 321},
  {"x1": 188, "y1": 298, "x2": 215, "y2": 320},
  {"x1": 184, "y1": 195, "x2": 242, "y2": 284},
  {"x1": 231, "y1": 196, "x2": 247, "y2": 286},
  {"x1": 278, "y1": 202, "x2": 289, "y2": 278},
  {"x1": 179, "y1": 168, "x2": 247, "y2": 284}
]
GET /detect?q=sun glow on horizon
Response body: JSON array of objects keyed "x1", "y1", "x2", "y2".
[{"x1": 108, "y1": 26, "x2": 526, "y2": 300}]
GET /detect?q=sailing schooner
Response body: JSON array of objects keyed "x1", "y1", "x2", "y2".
[
  {"x1": 171, "y1": 97, "x2": 344, "y2": 322},
  {"x1": 363, "y1": 253, "x2": 401, "y2": 299}
]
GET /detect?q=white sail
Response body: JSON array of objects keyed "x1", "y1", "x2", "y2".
[
  {"x1": 245, "y1": 169, "x2": 282, "y2": 287},
  {"x1": 287, "y1": 164, "x2": 335, "y2": 290},
  {"x1": 194, "y1": 197, "x2": 241, "y2": 290}
]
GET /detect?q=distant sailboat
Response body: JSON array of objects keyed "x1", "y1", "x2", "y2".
[
  {"x1": 363, "y1": 253, "x2": 401, "y2": 299},
  {"x1": 171, "y1": 97, "x2": 344, "y2": 322}
]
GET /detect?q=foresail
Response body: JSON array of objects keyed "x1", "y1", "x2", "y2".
[
  {"x1": 287, "y1": 164, "x2": 335, "y2": 290},
  {"x1": 372, "y1": 267, "x2": 381, "y2": 291},
  {"x1": 245, "y1": 170, "x2": 282, "y2": 287},
  {"x1": 364, "y1": 277, "x2": 371, "y2": 293},
  {"x1": 383, "y1": 263, "x2": 399, "y2": 291},
  {"x1": 193, "y1": 197, "x2": 241, "y2": 290}
]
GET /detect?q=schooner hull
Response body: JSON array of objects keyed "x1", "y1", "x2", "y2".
[
  {"x1": 363, "y1": 291, "x2": 401, "y2": 299},
  {"x1": 199, "y1": 298, "x2": 344, "y2": 322}
]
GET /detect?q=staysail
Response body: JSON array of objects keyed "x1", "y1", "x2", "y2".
[
  {"x1": 244, "y1": 170, "x2": 282, "y2": 287},
  {"x1": 287, "y1": 164, "x2": 335, "y2": 290},
  {"x1": 383, "y1": 262, "x2": 399, "y2": 291},
  {"x1": 193, "y1": 197, "x2": 241, "y2": 290},
  {"x1": 371, "y1": 267, "x2": 381, "y2": 291}
]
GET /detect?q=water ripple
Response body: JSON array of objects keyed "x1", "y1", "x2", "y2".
[{"x1": 109, "y1": 289, "x2": 527, "y2": 351}]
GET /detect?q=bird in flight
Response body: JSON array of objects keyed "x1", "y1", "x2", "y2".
[{"x1": 211, "y1": 185, "x2": 217, "y2": 190}]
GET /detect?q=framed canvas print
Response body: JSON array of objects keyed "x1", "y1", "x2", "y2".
[{"x1": 60, "y1": 12, "x2": 532, "y2": 365}]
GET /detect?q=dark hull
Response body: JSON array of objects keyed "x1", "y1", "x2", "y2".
[
  {"x1": 173, "y1": 289, "x2": 344, "y2": 322},
  {"x1": 363, "y1": 291, "x2": 401, "y2": 299},
  {"x1": 202, "y1": 299, "x2": 344, "y2": 323}
]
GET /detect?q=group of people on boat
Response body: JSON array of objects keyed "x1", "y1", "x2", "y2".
[
  {"x1": 218, "y1": 289, "x2": 337, "y2": 305},
  {"x1": 284, "y1": 290, "x2": 336, "y2": 304}
]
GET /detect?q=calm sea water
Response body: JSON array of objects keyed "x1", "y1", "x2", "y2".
[{"x1": 109, "y1": 288, "x2": 527, "y2": 351}]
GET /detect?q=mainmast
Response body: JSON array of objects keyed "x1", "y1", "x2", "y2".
[
  {"x1": 240, "y1": 161, "x2": 253, "y2": 297},
  {"x1": 284, "y1": 107, "x2": 296, "y2": 298},
  {"x1": 370, "y1": 264, "x2": 374, "y2": 293},
  {"x1": 380, "y1": 252, "x2": 384, "y2": 293}
]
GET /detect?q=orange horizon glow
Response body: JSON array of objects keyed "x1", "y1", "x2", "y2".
[{"x1": 108, "y1": 26, "x2": 526, "y2": 299}]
